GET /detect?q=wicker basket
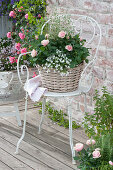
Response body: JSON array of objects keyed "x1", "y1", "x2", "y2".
[{"x1": 38, "y1": 62, "x2": 84, "y2": 93}]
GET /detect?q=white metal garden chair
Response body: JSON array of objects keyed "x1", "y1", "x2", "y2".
[
  {"x1": 0, "y1": 71, "x2": 25, "y2": 126},
  {"x1": 15, "y1": 15, "x2": 101, "y2": 164}
]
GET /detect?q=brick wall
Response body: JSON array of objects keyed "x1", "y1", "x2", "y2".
[{"x1": 46, "y1": 0, "x2": 113, "y2": 123}]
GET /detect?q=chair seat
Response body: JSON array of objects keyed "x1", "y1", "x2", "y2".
[
  {"x1": 43, "y1": 85, "x2": 89, "y2": 97},
  {"x1": 0, "y1": 88, "x2": 25, "y2": 102}
]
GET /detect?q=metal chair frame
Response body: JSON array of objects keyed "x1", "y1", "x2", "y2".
[{"x1": 15, "y1": 15, "x2": 101, "y2": 164}]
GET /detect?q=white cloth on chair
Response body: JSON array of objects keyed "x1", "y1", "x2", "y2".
[{"x1": 24, "y1": 75, "x2": 47, "y2": 102}]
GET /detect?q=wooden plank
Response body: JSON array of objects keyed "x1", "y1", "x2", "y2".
[
  {"x1": 0, "y1": 160, "x2": 13, "y2": 170},
  {"x1": 0, "y1": 118, "x2": 76, "y2": 170},
  {"x1": 2, "y1": 105, "x2": 87, "y2": 156},
  {"x1": 0, "y1": 147, "x2": 33, "y2": 170},
  {"x1": 18, "y1": 105, "x2": 88, "y2": 143},
  {"x1": 1, "y1": 117, "x2": 77, "y2": 169},
  {"x1": 3, "y1": 110, "x2": 73, "y2": 155},
  {"x1": 0, "y1": 136, "x2": 53, "y2": 170}
]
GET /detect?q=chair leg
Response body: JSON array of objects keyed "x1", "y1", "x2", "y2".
[
  {"x1": 38, "y1": 97, "x2": 46, "y2": 134},
  {"x1": 84, "y1": 93, "x2": 87, "y2": 113},
  {"x1": 14, "y1": 102, "x2": 22, "y2": 127},
  {"x1": 15, "y1": 92, "x2": 28, "y2": 154},
  {"x1": 68, "y1": 100, "x2": 76, "y2": 164}
]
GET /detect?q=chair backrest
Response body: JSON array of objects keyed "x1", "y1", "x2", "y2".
[
  {"x1": 41, "y1": 14, "x2": 101, "y2": 92},
  {"x1": 17, "y1": 15, "x2": 101, "y2": 93}
]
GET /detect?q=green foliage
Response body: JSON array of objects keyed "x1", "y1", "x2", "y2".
[
  {"x1": 0, "y1": 0, "x2": 18, "y2": 16},
  {"x1": 96, "y1": 133, "x2": 113, "y2": 163},
  {"x1": 15, "y1": 0, "x2": 47, "y2": 32},
  {"x1": 36, "y1": 102, "x2": 80, "y2": 129},
  {"x1": 83, "y1": 87, "x2": 113, "y2": 140},
  {"x1": 74, "y1": 134, "x2": 113, "y2": 170}
]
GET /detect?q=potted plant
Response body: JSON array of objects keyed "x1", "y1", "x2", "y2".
[{"x1": 28, "y1": 26, "x2": 90, "y2": 92}]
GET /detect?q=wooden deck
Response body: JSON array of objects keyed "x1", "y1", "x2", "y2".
[{"x1": 0, "y1": 99, "x2": 88, "y2": 170}]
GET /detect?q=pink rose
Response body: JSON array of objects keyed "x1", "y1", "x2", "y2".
[
  {"x1": 15, "y1": 43, "x2": 21, "y2": 50},
  {"x1": 65, "y1": 45, "x2": 73, "y2": 51},
  {"x1": 58, "y1": 31, "x2": 66, "y2": 38},
  {"x1": 25, "y1": 14, "x2": 28, "y2": 19},
  {"x1": 74, "y1": 143, "x2": 84, "y2": 152},
  {"x1": 31, "y1": 49, "x2": 37, "y2": 57},
  {"x1": 86, "y1": 139, "x2": 96, "y2": 145},
  {"x1": 19, "y1": 33, "x2": 25, "y2": 39},
  {"x1": 9, "y1": 56, "x2": 16, "y2": 64},
  {"x1": 21, "y1": 48, "x2": 27, "y2": 55},
  {"x1": 45, "y1": 34, "x2": 49, "y2": 39},
  {"x1": 109, "y1": 161, "x2": 113, "y2": 166},
  {"x1": 41, "y1": 39, "x2": 49, "y2": 46},
  {"x1": 18, "y1": 10, "x2": 21, "y2": 12},
  {"x1": 92, "y1": 150, "x2": 101, "y2": 158},
  {"x1": 7, "y1": 32, "x2": 11, "y2": 38},
  {"x1": 9, "y1": 11, "x2": 16, "y2": 18},
  {"x1": 20, "y1": 6, "x2": 23, "y2": 9}
]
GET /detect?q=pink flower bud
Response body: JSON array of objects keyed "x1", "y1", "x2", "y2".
[
  {"x1": 86, "y1": 139, "x2": 96, "y2": 145},
  {"x1": 17, "y1": 51, "x2": 20, "y2": 54},
  {"x1": 7, "y1": 32, "x2": 11, "y2": 38},
  {"x1": 35, "y1": 35, "x2": 38, "y2": 40},
  {"x1": 38, "y1": 14, "x2": 41, "y2": 18},
  {"x1": 41, "y1": 39, "x2": 49, "y2": 46},
  {"x1": 25, "y1": 14, "x2": 28, "y2": 19},
  {"x1": 80, "y1": 37, "x2": 83, "y2": 41},
  {"x1": 33, "y1": 72, "x2": 37, "y2": 78},
  {"x1": 58, "y1": 31, "x2": 66, "y2": 38},
  {"x1": 74, "y1": 143, "x2": 84, "y2": 152},
  {"x1": 45, "y1": 34, "x2": 49, "y2": 39},
  {"x1": 65, "y1": 45, "x2": 73, "y2": 51}
]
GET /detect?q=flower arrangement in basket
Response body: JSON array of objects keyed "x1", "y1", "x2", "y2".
[{"x1": 29, "y1": 16, "x2": 90, "y2": 92}]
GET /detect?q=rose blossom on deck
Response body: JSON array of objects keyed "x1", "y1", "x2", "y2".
[
  {"x1": 58, "y1": 31, "x2": 66, "y2": 38},
  {"x1": 74, "y1": 143, "x2": 84, "y2": 152}
]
